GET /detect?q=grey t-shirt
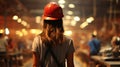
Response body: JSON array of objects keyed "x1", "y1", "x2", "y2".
[
  {"x1": 0, "y1": 38, "x2": 8, "y2": 52},
  {"x1": 32, "y1": 35, "x2": 75, "y2": 67}
]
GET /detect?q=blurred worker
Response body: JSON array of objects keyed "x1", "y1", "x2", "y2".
[
  {"x1": 88, "y1": 34, "x2": 101, "y2": 55},
  {"x1": 32, "y1": 2, "x2": 75, "y2": 67},
  {"x1": 7, "y1": 38, "x2": 16, "y2": 52},
  {"x1": 17, "y1": 39, "x2": 26, "y2": 52},
  {"x1": 111, "y1": 35, "x2": 120, "y2": 48},
  {"x1": 111, "y1": 35, "x2": 120, "y2": 57},
  {"x1": 0, "y1": 33, "x2": 8, "y2": 54}
]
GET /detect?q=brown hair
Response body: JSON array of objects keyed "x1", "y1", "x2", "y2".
[{"x1": 40, "y1": 19, "x2": 64, "y2": 45}]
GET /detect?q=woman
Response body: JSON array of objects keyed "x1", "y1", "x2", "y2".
[
  {"x1": 32, "y1": 2, "x2": 75, "y2": 67},
  {"x1": 111, "y1": 35, "x2": 120, "y2": 57}
]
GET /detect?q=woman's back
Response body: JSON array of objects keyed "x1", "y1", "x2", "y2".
[{"x1": 32, "y1": 35, "x2": 74, "y2": 67}]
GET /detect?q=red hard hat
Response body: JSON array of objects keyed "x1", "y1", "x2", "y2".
[{"x1": 43, "y1": 2, "x2": 64, "y2": 20}]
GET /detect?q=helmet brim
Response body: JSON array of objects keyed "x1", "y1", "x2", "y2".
[{"x1": 42, "y1": 15, "x2": 61, "y2": 20}]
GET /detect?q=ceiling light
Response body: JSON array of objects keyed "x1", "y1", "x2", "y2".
[
  {"x1": 64, "y1": 30, "x2": 72, "y2": 36},
  {"x1": 5, "y1": 28, "x2": 10, "y2": 35},
  {"x1": 67, "y1": 11, "x2": 73, "y2": 15},
  {"x1": 60, "y1": 4, "x2": 65, "y2": 8},
  {"x1": 17, "y1": 18, "x2": 22, "y2": 23},
  {"x1": 21, "y1": 21, "x2": 27, "y2": 26},
  {"x1": 22, "y1": 29, "x2": 28, "y2": 35},
  {"x1": 74, "y1": 16, "x2": 80, "y2": 21},
  {"x1": 86, "y1": 17, "x2": 94, "y2": 23},
  {"x1": 80, "y1": 22, "x2": 88, "y2": 29},
  {"x1": 71, "y1": 20, "x2": 77, "y2": 26},
  {"x1": 65, "y1": 15, "x2": 72, "y2": 19},
  {"x1": 13, "y1": 15, "x2": 18, "y2": 20},
  {"x1": 36, "y1": 16, "x2": 41, "y2": 23},
  {"x1": 0, "y1": 29, "x2": 4, "y2": 33},
  {"x1": 58, "y1": 0, "x2": 66, "y2": 4},
  {"x1": 30, "y1": 29, "x2": 42, "y2": 35},
  {"x1": 16, "y1": 31, "x2": 23, "y2": 37},
  {"x1": 68, "y1": 4, "x2": 75, "y2": 8}
]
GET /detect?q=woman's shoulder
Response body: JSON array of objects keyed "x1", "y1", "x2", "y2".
[
  {"x1": 33, "y1": 34, "x2": 42, "y2": 42},
  {"x1": 64, "y1": 35, "x2": 73, "y2": 42}
]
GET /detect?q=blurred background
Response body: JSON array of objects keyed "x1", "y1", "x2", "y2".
[{"x1": 0, "y1": 0, "x2": 120, "y2": 67}]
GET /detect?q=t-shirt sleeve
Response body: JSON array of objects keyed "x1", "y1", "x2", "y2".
[
  {"x1": 66, "y1": 39, "x2": 75, "y2": 57},
  {"x1": 32, "y1": 37, "x2": 39, "y2": 52}
]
